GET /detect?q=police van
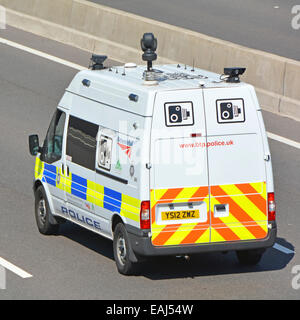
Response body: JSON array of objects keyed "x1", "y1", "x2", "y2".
[{"x1": 29, "y1": 33, "x2": 276, "y2": 275}]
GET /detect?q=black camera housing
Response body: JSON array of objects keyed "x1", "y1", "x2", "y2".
[
  {"x1": 224, "y1": 67, "x2": 246, "y2": 83},
  {"x1": 141, "y1": 33, "x2": 157, "y2": 71}
]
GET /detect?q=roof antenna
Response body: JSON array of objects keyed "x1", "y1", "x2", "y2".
[{"x1": 191, "y1": 59, "x2": 195, "y2": 72}]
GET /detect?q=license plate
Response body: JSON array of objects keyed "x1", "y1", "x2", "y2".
[{"x1": 161, "y1": 209, "x2": 200, "y2": 221}]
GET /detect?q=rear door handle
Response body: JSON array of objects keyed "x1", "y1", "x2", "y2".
[{"x1": 214, "y1": 204, "x2": 229, "y2": 218}]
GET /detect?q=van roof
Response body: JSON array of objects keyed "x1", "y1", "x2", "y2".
[{"x1": 65, "y1": 64, "x2": 249, "y2": 117}]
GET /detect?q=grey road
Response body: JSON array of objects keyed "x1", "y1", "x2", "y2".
[
  {"x1": 90, "y1": 0, "x2": 300, "y2": 61},
  {"x1": 0, "y1": 26, "x2": 300, "y2": 299}
]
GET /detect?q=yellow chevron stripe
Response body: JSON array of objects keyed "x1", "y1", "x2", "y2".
[
  {"x1": 220, "y1": 184, "x2": 267, "y2": 221},
  {"x1": 174, "y1": 187, "x2": 200, "y2": 202},
  {"x1": 210, "y1": 197, "x2": 256, "y2": 240},
  {"x1": 211, "y1": 228, "x2": 226, "y2": 242},
  {"x1": 164, "y1": 225, "x2": 195, "y2": 246},
  {"x1": 153, "y1": 189, "x2": 168, "y2": 203},
  {"x1": 249, "y1": 182, "x2": 264, "y2": 195},
  {"x1": 151, "y1": 224, "x2": 167, "y2": 242},
  {"x1": 195, "y1": 228, "x2": 210, "y2": 243}
]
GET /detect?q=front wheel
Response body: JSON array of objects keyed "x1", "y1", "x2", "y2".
[
  {"x1": 236, "y1": 249, "x2": 264, "y2": 265},
  {"x1": 34, "y1": 186, "x2": 59, "y2": 235},
  {"x1": 113, "y1": 223, "x2": 137, "y2": 275}
]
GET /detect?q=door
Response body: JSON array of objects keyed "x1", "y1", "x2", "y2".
[
  {"x1": 40, "y1": 109, "x2": 67, "y2": 214},
  {"x1": 65, "y1": 115, "x2": 98, "y2": 217},
  {"x1": 203, "y1": 87, "x2": 268, "y2": 243},
  {"x1": 150, "y1": 89, "x2": 210, "y2": 246}
]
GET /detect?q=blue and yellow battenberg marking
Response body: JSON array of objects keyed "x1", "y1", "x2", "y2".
[{"x1": 35, "y1": 157, "x2": 140, "y2": 222}]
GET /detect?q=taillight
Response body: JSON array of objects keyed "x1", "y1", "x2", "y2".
[
  {"x1": 140, "y1": 201, "x2": 150, "y2": 229},
  {"x1": 268, "y1": 192, "x2": 276, "y2": 221}
]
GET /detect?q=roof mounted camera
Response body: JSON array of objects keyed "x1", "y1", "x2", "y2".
[
  {"x1": 89, "y1": 55, "x2": 107, "y2": 70},
  {"x1": 141, "y1": 33, "x2": 157, "y2": 72},
  {"x1": 141, "y1": 33, "x2": 159, "y2": 85},
  {"x1": 223, "y1": 67, "x2": 246, "y2": 83}
]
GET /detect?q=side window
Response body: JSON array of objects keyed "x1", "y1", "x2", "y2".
[
  {"x1": 66, "y1": 116, "x2": 98, "y2": 170},
  {"x1": 42, "y1": 110, "x2": 66, "y2": 164}
]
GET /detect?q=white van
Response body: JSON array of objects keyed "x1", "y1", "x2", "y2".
[{"x1": 29, "y1": 33, "x2": 276, "y2": 275}]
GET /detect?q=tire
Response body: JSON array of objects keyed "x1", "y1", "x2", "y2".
[
  {"x1": 34, "y1": 186, "x2": 59, "y2": 235},
  {"x1": 236, "y1": 249, "x2": 264, "y2": 266},
  {"x1": 113, "y1": 223, "x2": 137, "y2": 275}
]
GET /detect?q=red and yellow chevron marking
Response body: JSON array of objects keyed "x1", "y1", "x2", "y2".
[
  {"x1": 151, "y1": 186, "x2": 210, "y2": 246},
  {"x1": 150, "y1": 182, "x2": 268, "y2": 247},
  {"x1": 210, "y1": 182, "x2": 268, "y2": 243}
]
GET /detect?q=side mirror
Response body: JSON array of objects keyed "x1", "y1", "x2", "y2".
[{"x1": 29, "y1": 134, "x2": 41, "y2": 156}]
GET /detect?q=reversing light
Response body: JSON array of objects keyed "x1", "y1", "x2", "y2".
[
  {"x1": 140, "y1": 201, "x2": 150, "y2": 229},
  {"x1": 268, "y1": 192, "x2": 276, "y2": 221}
]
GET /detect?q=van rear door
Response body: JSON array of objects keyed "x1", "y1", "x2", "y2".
[
  {"x1": 150, "y1": 89, "x2": 210, "y2": 246},
  {"x1": 203, "y1": 86, "x2": 268, "y2": 243}
]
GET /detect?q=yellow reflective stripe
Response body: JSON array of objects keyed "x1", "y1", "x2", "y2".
[
  {"x1": 211, "y1": 197, "x2": 255, "y2": 240},
  {"x1": 34, "y1": 157, "x2": 44, "y2": 179},
  {"x1": 174, "y1": 187, "x2": 199, "y2": 202},
  {"x1": 120, "y1": 208, "x2": 139, "y2": 222},
  {"x1": 163, "y1": 223, "x2": 200, "y2": 246},
  {"x1": 122, "y1": 194, "x2": 140, "y2": 211},
  {"x1": 64, "y1": 174, "x2": 72, "y2": 194},
  {"x1": 153, "y1": 189, "x2": 167, "y2": 203},
  {"x1": 195, "y1": 228, "x2": 210, "y2": 243},
  {"x1": 211, "y1": 228, "x2": 226, "y2": 242},
  {"x1": 86, "y1": 180, "x2": 96, "y2": 204},
  {"x1": 249, "y1": 182, "x2": 264, "y2": 195},
  {"x1": 221, "y1": 184, "x2": 267, "y2": 222},
  {"x1": 151, "y1": 224, "x2": 166, "y2": 241}
]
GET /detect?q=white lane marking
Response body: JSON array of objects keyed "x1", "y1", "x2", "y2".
[
  {"x1": 0, "y1": 257, "x2": 33, "y2": 279},
  {"x1": 267, "y1": 132, "x2": 300, "y2": 150},
  {"x1": 0, "y1": 37, "x2": 84, "y2": 71},
  {"x1": 1, "y1": 37, "x2": 300, "y2": 150},
  {"x1": 273, "y1": 243, "x2": 295, "y2": 255}
]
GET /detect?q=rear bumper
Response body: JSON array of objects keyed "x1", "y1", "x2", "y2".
[{"x1": 126, "y1": 222, "x2": 277, "y2": 257}]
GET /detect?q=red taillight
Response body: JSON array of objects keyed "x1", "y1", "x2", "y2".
[
  {"x1": 268, "y1": 192, "x2": 276, "y2": 221},
  {"x1": 140, "y1": 201, "x2": 150, "y2": 229}
]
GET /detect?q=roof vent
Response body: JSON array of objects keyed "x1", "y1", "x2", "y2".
[{"x1": 124, "y1": 62, "x2": 137, "y2": 68}]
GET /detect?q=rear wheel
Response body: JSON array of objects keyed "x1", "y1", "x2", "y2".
[
  {"x1": 113, "y1": 223, "x2": 137, "y2": 275},
  {"x1": 34, "y1": 186, "x2": 59, "y2": 235},
  {"x1": 236, "y1": 249, "x2": 264, "y2": 265}
]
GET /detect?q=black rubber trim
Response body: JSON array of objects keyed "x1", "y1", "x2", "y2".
[{"x1": 96, "y1": 168, "x2": 128, "y2": 184}]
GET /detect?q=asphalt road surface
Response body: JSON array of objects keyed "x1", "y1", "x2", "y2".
[
  {"x1": 0, "y1": 26, "x2": 300, "y2": 300},
  {"x1": 89, "y1": 0, "x2": 300, "y2": 61}
]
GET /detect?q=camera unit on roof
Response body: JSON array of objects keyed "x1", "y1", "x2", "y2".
[
  {"x1": 89, "y1": 55, "x2": 107, "y2": 70},
  {"x1": 224, "y1": 67, "x2": 246, "y2": 83},
  {"x1": 141, "y1": 33, "x2": 157, "y2": 72}
]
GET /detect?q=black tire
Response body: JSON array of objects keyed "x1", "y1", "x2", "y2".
[
  {"x1": 236, "y1": 249, "x2": 264, "y2": 266},
  {"x1": 34, "y1": 186, "x2": 59, "y2": 235},
  {"x1": 113, "y1": 223, "x2": 137, "y2": 275}
]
